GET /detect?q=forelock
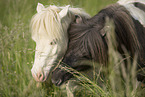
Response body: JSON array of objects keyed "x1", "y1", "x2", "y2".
[{"x1": 30, "y1": 5, "x2": 64, "y2": 42}]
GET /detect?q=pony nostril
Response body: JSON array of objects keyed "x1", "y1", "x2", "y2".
[
  {"x1": 37, "y1": 73, "x2": 44, "y2": 81},
  {"x1": 56, "y1": 79, "x2": 63, "y2": 86},
  {"x1": 57, "y1": 79, "x2": 62, "y2": 85},
  {"x1": 31, "y1": 71, "x2": 47, "y2": 82},
  {"x1": 51, "y1": 78, "x2": 62, "y2": 86}
]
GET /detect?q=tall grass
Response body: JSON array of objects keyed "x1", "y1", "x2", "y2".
[{"x1": 0, "y1": 0, "x2": 144, "y2": 97}]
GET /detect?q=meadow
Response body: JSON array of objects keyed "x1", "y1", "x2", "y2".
[{"x1": 0, "y1": 0, "x2": 144, "y2": 97}]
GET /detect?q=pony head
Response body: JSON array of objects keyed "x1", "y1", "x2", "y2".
[{"x1": 30, "y1": 3, "x2": 90, "y2": 82}]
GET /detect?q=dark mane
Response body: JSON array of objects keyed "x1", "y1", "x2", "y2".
[
  {"x1": 51, "y1": 3, "x2": 145, "y2": 86},
  {"x1": 68, "y1": 16, "x2": 108, "y2": 65},
  {"x1": 68, "y1": 3, "x2": 144, "y2": 65}
]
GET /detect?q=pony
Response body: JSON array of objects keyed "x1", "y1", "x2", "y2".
[
  {"x1": 51, "y1": 0, "x2": 145, "y2": 87},
  {"x1": 30, "y1": 3, "x2": 90, "y2": 82}
]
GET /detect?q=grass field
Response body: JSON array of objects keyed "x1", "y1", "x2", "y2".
[{"x1": 0, "y1": 0, "x2": 144, "y2": 97}]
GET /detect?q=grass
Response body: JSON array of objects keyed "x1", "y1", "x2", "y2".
[{"x1": 0, "y1": 0, "x2": 144, "y2": 97}]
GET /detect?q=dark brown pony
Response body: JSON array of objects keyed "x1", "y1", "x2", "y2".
[{"x1": 51, "y1": 2, "x2": 145, "y2": 86}]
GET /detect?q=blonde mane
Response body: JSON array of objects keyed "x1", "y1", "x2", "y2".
[{"x1": 30, "y1": 5, "x2": 90, "y2": 42}]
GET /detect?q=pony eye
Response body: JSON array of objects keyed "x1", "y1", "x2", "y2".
[{"x1": 50, "y1": 40, "x2": 57, "y2": 45}]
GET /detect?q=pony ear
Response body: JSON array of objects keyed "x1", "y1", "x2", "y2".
[
  {"x1": 100, "y1": 29, "x2": 107, "y2": 37},
  {"x1": 59, "y1": 5, "x2": 70, "y2": 19},
  {"x1": 37, "y1": 3, "x2": 45, "y2": 13},
  {"x1": 100, "y1": 25, "x2": 110, "y2": 37},
  {"x1": 75, "y1": 15, "x2": 82, "y2": 23},
  {"x1": 100, "y1": 17, "x2": 114, "y2": 37}
]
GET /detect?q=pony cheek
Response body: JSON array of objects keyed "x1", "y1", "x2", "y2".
[{"x1": 49, "y1": 45, "x2": 58, "y2": 56}]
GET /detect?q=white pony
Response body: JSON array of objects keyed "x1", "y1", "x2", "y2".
[{"x1": 30, "y1": 3, "x2": 90, "y2": 82}]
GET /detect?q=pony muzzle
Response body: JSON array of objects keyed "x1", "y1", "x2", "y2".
[{"x1": 31, "y1": 70, "x2": 48, "y2": 82}]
